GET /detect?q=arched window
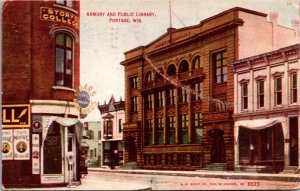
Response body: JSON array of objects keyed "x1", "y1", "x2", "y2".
[
  {"x1": 55, "y1": 33, "x2": 73, "y2": 88},
  {"x1": 179, "y1": 60, "x2": 189, "y2": 73},
  {"x1": 145, "y1": 71, "x2": 153, "y2": 82},
  {"x1": 192, "y1": 56, "x2": 202, "y2": 69},
  {"x1": 167, "y1": 64, "x2": 176, "y2": 76},
  {"x1": 155, "y1": 68, "x2": 164, "y2": 81}
]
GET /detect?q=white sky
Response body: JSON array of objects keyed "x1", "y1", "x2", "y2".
[{"x1": 80, "y1": 0, "x2": 299, "y2": 121}]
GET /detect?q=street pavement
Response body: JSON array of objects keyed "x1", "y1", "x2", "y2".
[{"x1": 4, "y1": 168, "x2": 300, "y2": 190}]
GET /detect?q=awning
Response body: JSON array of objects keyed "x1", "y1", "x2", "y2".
[
  {"x1": 235, "y1": 117, "x2": 285, "y2": 130},
  {"x1": 235, "y1": 117, "x2": 288, "y2": 139},
  {"x1": 42, "y1": 116, "x2": 83, "y2": 145}
]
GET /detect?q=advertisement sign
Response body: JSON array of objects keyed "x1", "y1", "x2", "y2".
[
  {"x1": 13, "y1": 129, "x2": 30, "y2": 160},
  {"x1": 2, "y1": 130, "x2": 13, "y2": 160},
  {"x1": 32, "y1": 134, "x2": 40, "y2": 174},
  {"x1": 2, "y1": 104, "x2": 31, "y2": 128}
]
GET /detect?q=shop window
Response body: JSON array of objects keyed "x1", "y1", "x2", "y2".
[
  {"x1": 145, "y1": 94, "x2": 152, "y2": 110},
  {"x1": 180, "y1": 114, "x2": 189, "y2": 144},
  {"x1": 257, "y1": 80, "x2": 264, "y2": 108},
  {"x1": 55, "y1": 33, "x2": 73, "y2": 88},
  {"x1": 145, "y1": 119, "x2": 153, "y2": 145},
  {"x1": 131, "y1": 97, "x2": 138, "y2": 112},
  {"x1": 167, "y1": 88, "x2": 175, "y2": 106},
  {"x1": 56, "y1": 0, "x2": 73, "y2": 8},
  {"x1": 192, "y1": 56, "x2": 202, "y2": 69},
  {"x1": 193, "y1": 113, "x2": 203, "y2": 144},
  {"x1": 130, "y1": 76, "x2": 138, "y2": 89},
  {"x1": 275, "y1": 77, "x2": 282, "y2": 106},
  {"x1": 241, "y1": 83, "x2": 248, "y2": 110},
  {"x1": 155, "y1": 91, "x2": 163, "y2": 108},
  {"x1": 167, "y1": 116, "x2": 175, "y2": 144},
  {"x1": 291, "y1": 73, "x2": 297, "y2": 104},
  {"x1": 156, "y1": 118, "x2": 164, "y2": 144},
  {"x1": 213, "y1": 51, "x2": 227, "y2": 84},
  {"x1": 179, "y1": 86, "x2": 188, "y2": 103}
]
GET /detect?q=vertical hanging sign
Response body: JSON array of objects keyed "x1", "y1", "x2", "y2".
[
  {"x1": 2, "y1": 130, "x2": 13, "y2": 160},
  {"x1": 32, "y1": 134, "x2": 40, "y2": 174},
  {"x1": 14, "y1": 129, "x2": 30, "y2": 160}
]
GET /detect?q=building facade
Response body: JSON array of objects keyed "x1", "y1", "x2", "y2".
[
  {"x1": 98, "y1": 96, "x2": 125, "y2": 167},
  {"x1": 2, "y1": 0, "x2": 81, "y2": 187},
  {"x1": 233, "y1": 44, "x2": 300, "y2": 173},
  {"x1": 81, "y1": 121, "x2": 101, "y2": 166},
  {"x1": 121, "y1": 7, "x2": 299, "y2": 171}
]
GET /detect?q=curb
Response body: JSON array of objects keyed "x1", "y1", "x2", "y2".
[{"x1": 88, "y1": 168, "x2": 300, "y2": 182}]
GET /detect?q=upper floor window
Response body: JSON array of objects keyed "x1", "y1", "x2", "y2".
[
  {"x1": 145, "y1": 119, "x2": 153, "y2": 145},
  {"x1": 56, "y1": 0, "x2": 73, "y2": 8},
  {"x1": 179, "y1": 60, "x2": 189, "y2": 73},
  {"x1": 291, "y1": 73, "x2": 297, "y2": 104},
  {"x1": 257, "y1": 80, "x2": 264, "y2": 108},
  {"x1": 180, "y1": 114, "x2": 189, "y2": 144},
  {"x1": 156, "y1": 118, "x2": 164, "y2": 144},
  {"x1": 213, "y1": 51, "x2": 227, "y2": 84},
  {"x1": 194, "y1": 113, "x2": 203, "y2": 144},
  {"x1": 275, "y1": 77, "x2": 282, "y2": 106},
  {"x1": 103, "y1": 120, "x2": 112, "y2": 139},
  {"x1": 241, "y1": 83, "x2": 248, "y2": 110},
  {"x1": 145, "y1": 71, "x2": 153, "y2": 82},
  {"x1": 130, "y1": 76, "x2": 138, "y2": 89},
  {"x1": 167, "y1": 64, "x2": 176, "y2": 76},
  {"x1": 179, "y1": 86, "x2": 188, "y2": 103},
  {"x1": 118, "y1": 119, "x2": 122, "y2": 133},
  {"x1": 192, "y1": 56, "x2": 202, "y2": 69},
  {"x1": 167, "y1": 88, "x2": 175, "y2": 106},
  {"x1": 155, "y1": 91, "x2": 163, "y2": 108},
  {"x1": 145, "y1": 94, "x2": 152, "y2": 110},
  {"x1": 55, "y1": 33, "x2": 73, "y2": 88},
  {"x1": 193, "y1": 82, "x2": 203, "y2": 101},
  {"x1": 167, "y1": 116, "x2": 175, "y2": 144},
  {"x1": 131, "y1": 97, "x2": 138, "y2": 112}
]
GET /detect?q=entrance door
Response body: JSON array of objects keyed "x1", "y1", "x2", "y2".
[
  {"x1": 127, "y1": 137, "x2": 136, "y2": 162},
  {"x1": 290, "y1": 117, "x2": 298, "y2": 166},
  {"x1": 43, "y1": 122, "x2": 62, "y2": 174},
  {"x1": 209, "y1": 129, "x2": 225, "y2": 163}
]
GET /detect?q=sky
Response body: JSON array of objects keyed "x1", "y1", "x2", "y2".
[{"x1": 80, "y1": 0, "x2": 299, "y2": 121}]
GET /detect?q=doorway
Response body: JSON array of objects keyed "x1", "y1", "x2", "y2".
[
  {"x1": 127, "y1": 137, "x2": 136, "y2": 162},
  {"x1": 209, "y1": 129, "x2": 225, "y2": 163},
  {"x1": 290, "y1": 117, "x2": 298, "y2": 166}
]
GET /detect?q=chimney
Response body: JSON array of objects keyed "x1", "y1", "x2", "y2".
[
  {"x1": 269, "y1": 11, "x2": 278, "y2": 50},
  {"x1": 269, "y1": 11, "x2": 278, "y2": 25}
]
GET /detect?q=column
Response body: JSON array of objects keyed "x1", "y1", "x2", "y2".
[
  {"x1": 234, "y1": 124, "x2": 240, "y2": 171},
  {"x1": 188, "y1": 84, "x2": 192, "y2": 144},
  {"x1": 175, "y1": 88, "x2": 179, "y2": 144},
  {"x1": 284, "y1": 118, "x2": 290, "y2": 167}
]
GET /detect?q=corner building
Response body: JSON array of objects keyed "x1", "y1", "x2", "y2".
[
  {"x1": 2, "y1": 0, "x2": 81, "y2": 187},
  {"x1": 121, "y1": 7, "x2": 299, "y2": 171}
]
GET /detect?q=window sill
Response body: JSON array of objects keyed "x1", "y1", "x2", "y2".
[
  {"x1": 52, "y1": 86, "x2": 76, "y2": 92},
  {"x1": 53, "y1": 3, "x2": 78, "y2": 14}
]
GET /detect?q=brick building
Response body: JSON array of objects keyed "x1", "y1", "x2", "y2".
[
  {"x1": 2, "y1": 0, "x2": 81, "y2": 187},
  {"x1": 233, "y1": 43, "x2": 300, "y2": 173},
  {"x1": 121, "y1": 7, "x2": 299, "y2": 171}
]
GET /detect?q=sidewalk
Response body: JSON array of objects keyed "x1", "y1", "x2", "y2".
[{"x1": 88, "y1": 167, "x2": 300, "y2": 182}]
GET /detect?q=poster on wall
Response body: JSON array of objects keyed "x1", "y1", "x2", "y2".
[
  {"x1": 32, "y1": 134, "x2": 40, "y2": 174},
  {"x1": 2, "y1": 129, "x2": 13, "y2": 160},
  {"x1": 13, "y1": 129, "x2": 30, "y2": 160}
]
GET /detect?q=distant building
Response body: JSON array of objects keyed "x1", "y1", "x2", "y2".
[
  {"x1": 233, "y1": 43, "x2": 300, "y2": 173},
  {"x1": 98, "y1": 96, "x2": 125, "y2": 167},
  {"x1": 2, "y1": 0, "x2": 81, "y2": 187},
  {"x1": 81, "y1": 121, "x2": 101, "y2": 166},
  {"x1": 121, "y1": 7, "x2": 299, "y2": 171}
]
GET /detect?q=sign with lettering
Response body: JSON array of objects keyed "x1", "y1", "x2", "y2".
[
  {"x1": 2, "y1": 130, "x2": 13, "y2": 160},
  {"x1": 40, "y1": 7, "x2": 79, "y2": 29},
  {"x1": 32, "y1": 134, "x2": 40, "y2": 174},
  {"x1": 2, "y1": 104, "x2": 31, "y2": 128},
  {"x1": 14, "y1": 129, "x2": 30, "y2": 160}
]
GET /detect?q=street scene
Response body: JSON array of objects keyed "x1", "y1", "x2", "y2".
[{"x1": 2, "y1": 0, "x2": 300, "y2": 190}]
